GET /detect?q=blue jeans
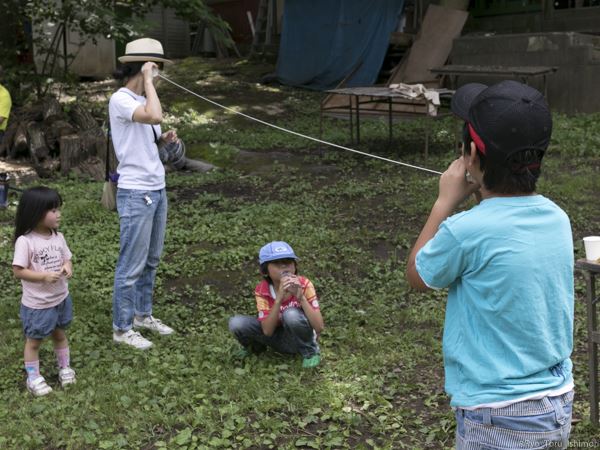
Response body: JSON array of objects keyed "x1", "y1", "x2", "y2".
[
  {"x1": 455, "y1": 390, "x2": 573, "y2": 449},
  {"x1": 229, "y1": 308, "x2": 320, "y2": 358},
  {"x1": 112, "y1": 188, "x2": 167, "y2": 331}
]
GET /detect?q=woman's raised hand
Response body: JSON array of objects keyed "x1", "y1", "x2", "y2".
[{"x1": 141, "y1": 62, "x2": 158, "y2": 81}]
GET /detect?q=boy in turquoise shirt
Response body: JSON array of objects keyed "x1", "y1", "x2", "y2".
[{"x1": 406, "y1": 81, "x2": 574, "y2": 449}]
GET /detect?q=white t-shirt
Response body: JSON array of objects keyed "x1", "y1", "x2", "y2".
[
  {"x1": 108, "y1": 88, "x2": 165, "y2": 190},
  {"x1": 12, "y1": 231, "x2": 72, "y2": 309}
]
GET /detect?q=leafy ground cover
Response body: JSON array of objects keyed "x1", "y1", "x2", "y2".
[{"x1": 0, "y1": 58, "x2": 599, "y2": 449}]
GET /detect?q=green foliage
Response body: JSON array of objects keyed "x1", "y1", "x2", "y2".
[{"x1": 0, "y1": 0, "x2": 231, "y2": 101}]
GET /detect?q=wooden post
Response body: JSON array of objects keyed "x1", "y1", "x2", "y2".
[
  {"x1": 576, "y1": 259, "x2": 600, "y2": 428},
  {"x1": 585, "y1": 271, "x2": 599, "y2": 426},
  {"x1": 266, "y1": 0, "x2": 274, "y2": 46}
]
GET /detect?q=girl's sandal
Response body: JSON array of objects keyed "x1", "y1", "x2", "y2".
[
  {"x1": 27, "y1": 376, "x2": 53, "y2": 397},
  {"x1": 58, "y1": 367, "x2": 76, "y2": 387}
]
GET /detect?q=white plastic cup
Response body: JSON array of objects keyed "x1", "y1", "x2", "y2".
[{"x1": 583, "y1": 236, "x2": 600, "y2": 262}]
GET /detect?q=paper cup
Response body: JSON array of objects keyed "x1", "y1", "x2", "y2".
[{"x1": 583, "y1": 236, "x2": 600, "y2": 262}]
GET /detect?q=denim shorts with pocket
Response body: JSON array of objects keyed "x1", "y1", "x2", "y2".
[
  {"x1": 455, "y1": 390, "x2": 573, "y2": 449},
  {"x1": 20, "y1": 294, "x2": 73, "y2": 339}
]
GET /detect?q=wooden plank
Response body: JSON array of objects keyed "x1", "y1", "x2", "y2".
[
  {"x1": 390, "y1": 5, "x2": 468, "y2": 84},
  {"x1": 431, "y1": 64, "x2": 558, "y2": 77},
  {"x1": 323, "y1": 93, "x2": 429, "y2": 116},
  {"x1": 576, "y1": 258, "x2": 600, "y2": 273}
]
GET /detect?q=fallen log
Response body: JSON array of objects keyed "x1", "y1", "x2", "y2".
[
  {"x1": 43, "y1": 119, "x2": 76, "y2": 152},
  {"x1": 27, "y1": 121, "x2": 49, "y2": 163},
  {"x1": 0, "y1": 120, "x2": 17, "y2": 157},
  {"x1": 70, "y1": 156, "x2": 104, "y2": 181},
  {"x1": 70, "y1": 104, "x2": 98, "y2": 131},
  {"x1": 43, "y1": 98, "x2": 63, "y2": 121},
  {"x1": 181, "y1": 157, "x2": 216, "y2": 172},
  {"x1": 59, "y1": 134, "x2": 81, "y2": 175},
  {"x1": 34, "y1": 158, "x2": 60, "y2": 178},
  {"x1": 11, "y1": 123, "x2": 29, "y2": 159}
]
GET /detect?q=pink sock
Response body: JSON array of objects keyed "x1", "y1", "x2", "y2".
[
  {"x1": 25, "y1": 360, "x2": 40, "y2": 381},
  {"x1": 55, "y1": 347, "x2": 70, "y2": 369}
]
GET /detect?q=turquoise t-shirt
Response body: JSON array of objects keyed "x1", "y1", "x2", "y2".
[{"x1": 416, "y1": 195, "x2": 574, "y2": 407}]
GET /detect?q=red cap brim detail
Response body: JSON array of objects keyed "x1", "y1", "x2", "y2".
[{"x1": 468, "y1": 123, "x2": 486, "y2": 155}]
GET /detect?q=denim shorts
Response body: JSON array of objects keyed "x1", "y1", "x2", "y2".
[
  {"x1": 455, "y1": 390, "x2": 574, "y2": 450},
  {"x1": 20, "y1": 295, "x2": 73, "y2": 339}
]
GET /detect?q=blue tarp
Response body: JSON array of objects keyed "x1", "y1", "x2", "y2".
[{"x1": 275, "y1": 0, "x2": 404, "y2": 91}]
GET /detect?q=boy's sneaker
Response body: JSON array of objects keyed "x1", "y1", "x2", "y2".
[
  {"x1": 113, "y1": 330, "x2": 153, "y2": 349},
  {"x1": 133, "y1": 316, "x2": 174, "y2": 335},
  {"x1": 27, "y1": 376, "x2": 53, "y2": 397},
  {"x1": 302, "y1": 354, "x2": 321, "y2": 369},
  {"x1": 58, "y1": 367, "x2": 76, "y2": 387},
  {"x1": 231, "y1": 346, "x2": 250, "y2": 360}
]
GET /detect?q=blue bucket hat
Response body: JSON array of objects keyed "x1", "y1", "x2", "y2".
[{"x1": 258, "y1": 241, "x2": 299, "y2": 265}]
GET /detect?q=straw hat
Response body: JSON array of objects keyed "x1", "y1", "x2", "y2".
[{"x1": 118, "y1": 38, "x2": 172, "y2": 64}]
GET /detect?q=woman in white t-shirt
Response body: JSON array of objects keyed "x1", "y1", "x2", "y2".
[{"x1": 109, "y1": 38, "x2": 177, "y2": 349}]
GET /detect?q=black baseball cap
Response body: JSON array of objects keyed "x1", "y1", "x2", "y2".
[{"x1": 451, "y1": 80, "x2": 552, "y2": 164}]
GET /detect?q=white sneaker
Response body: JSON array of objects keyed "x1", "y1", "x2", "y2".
[
  {"x1": 113, "y1": 329, "x2": 153, "y2": 349},
  {"x1": 133, "y1": 316, "x2": 174, "y2": 335},
  {"x1": 58, "y1": 367, "x2": 76, "y2": 387},
  {"x1": 27, "y1": 376, "x2": 53, "y2": 397}
]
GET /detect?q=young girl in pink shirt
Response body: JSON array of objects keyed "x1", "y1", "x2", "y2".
[{"x1": 12, "y1": 187, "x2": 76, "y2": 396}]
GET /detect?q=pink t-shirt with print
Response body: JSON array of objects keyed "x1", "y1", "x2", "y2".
[{"x1": 12, "y1": 231, "x2": 72, "y2": 309}]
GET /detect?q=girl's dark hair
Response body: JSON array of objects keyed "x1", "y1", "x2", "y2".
[
  {"x1": 113, "y1": 61, "x2": 164, "y2": 83},
  {"x1": 259, "y1": 260, "x2": 298, "y2": 284},
  {"x1": 14, "y1": 187, "x2": 62, "y2": 242},
  {"x1": 462, "y1": 123, "x2": 543, "y2": 195}
]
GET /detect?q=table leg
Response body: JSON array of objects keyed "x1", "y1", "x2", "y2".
[
  {"x1": 349, "y1": 95, "x2": 354, "y2": 144},
  {"x1": 356, "y1": 96, "x2": 360, "y2": 145},
  {"x1": 319, "y1": 102, "x2": 323, "y2": 142},
  {"x1": 424, "y1": 122, "x2": 429, "y2": 160},
  {"x1": 388, "y1": 98, "x2": 393, "y2": 146},
  {"x1": 585, "y1": 271, "x2": 599, "y2": 426}
]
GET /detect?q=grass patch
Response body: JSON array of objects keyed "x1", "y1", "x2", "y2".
[{"x1": 1, "y1": 57, "x2": 599, "y2": 449}]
